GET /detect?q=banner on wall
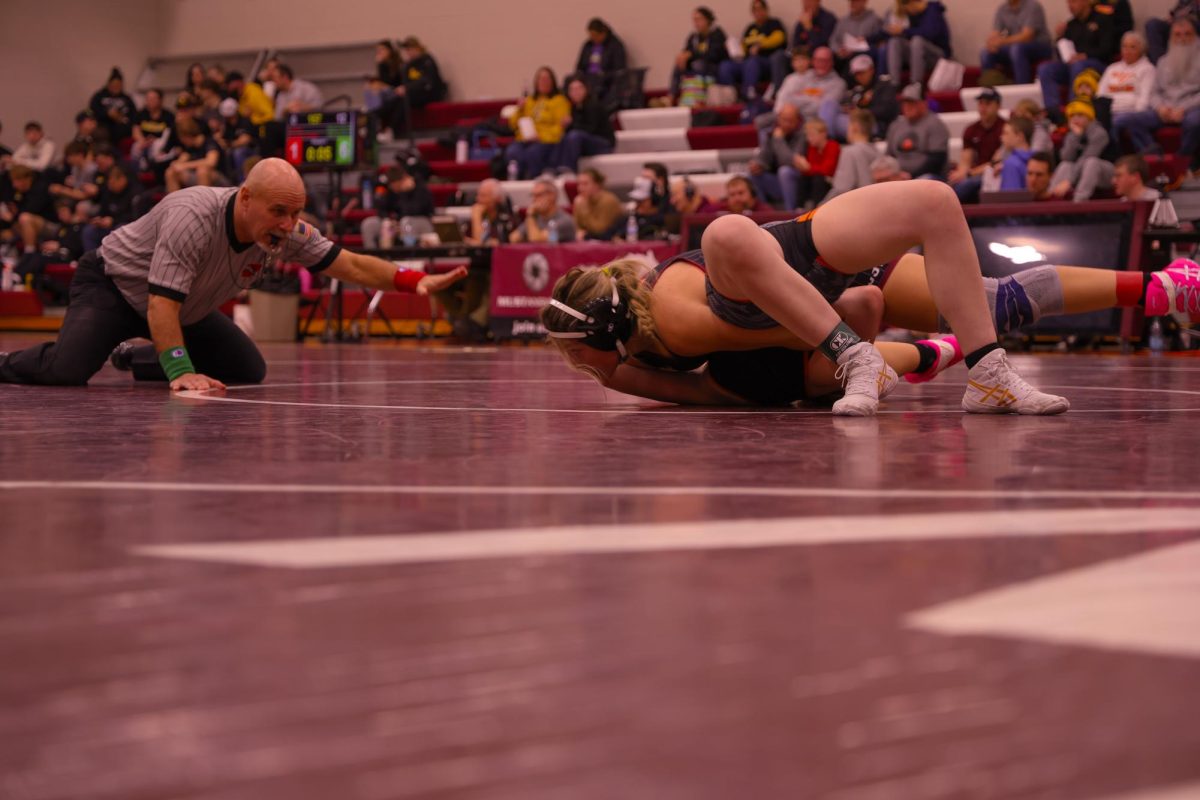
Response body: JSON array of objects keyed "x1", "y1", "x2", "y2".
[{"x1": 489, "y1": 242, "x2": 681, "y2": 339}]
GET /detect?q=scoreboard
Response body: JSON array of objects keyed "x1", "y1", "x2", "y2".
[{"x1": 284, "y1": 111, "x2": 358, "y2": 169}]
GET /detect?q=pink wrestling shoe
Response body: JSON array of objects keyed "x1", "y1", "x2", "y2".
[
  {"x1": 1146, "y1": 259, "x2": 1200, "y2": 318},
  {"x1": 904, "y1": 335, "x2": 963, "y2": 384}
]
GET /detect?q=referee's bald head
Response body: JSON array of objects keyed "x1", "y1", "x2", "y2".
[
  {"x1": 244, "y1": 158, "x2": 306, "y2": 202},
  {"x1": 237, "y1": 158, "x2": 307, "y2": 249}
]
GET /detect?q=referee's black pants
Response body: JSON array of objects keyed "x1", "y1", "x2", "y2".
[{"x1": 0, "y1": 252, "x2": 266, "y2": 386}]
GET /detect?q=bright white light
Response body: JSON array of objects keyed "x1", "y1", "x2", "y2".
[{"x1": 989, "y1": 242, "x2": 1046, "y2": 265}]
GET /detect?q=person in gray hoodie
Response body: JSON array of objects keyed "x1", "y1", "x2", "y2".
[
  {"x1": 827, "y1": 110, "x2": 879, "y2": 199},
  {"x1": 748, "y1": 105, "x2": 807, "y2": 209},
  {"x1": 1049, "y1": 100, "x2": 1116, "y2": 201},
  {"x1": 884, "y1": 83, "x2": 949, "y2": 179}
]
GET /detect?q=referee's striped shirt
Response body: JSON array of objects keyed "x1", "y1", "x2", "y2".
[{"x1": 99, "y1": 186, "x2": 341, "y2": 325}]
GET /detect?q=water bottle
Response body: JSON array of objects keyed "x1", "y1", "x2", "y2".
[
  {"x1": 626, "y1": 212, "x2": 639, "y2": 243},
  {"x1": 547, "y1": 219, "x2": 559, "y2": 244},
  {"x1": 455, "y1": 137, "x2": 469, "y2": 164},
  {"x1": 479, "y1": 217, "x2": 491, "y2": 243},
  {"x1": 400, "y1": 217, "x2": 417, "y2": 247},
  {"x1": 361, "y1": 177, "x2": 373, "y2": 210},
  {"x1": 507, "y1": 160, "x2": 519, "y2": 181},
  {"x1": 1148, "y1": 318, "x2": 1165, "y2": 356}
]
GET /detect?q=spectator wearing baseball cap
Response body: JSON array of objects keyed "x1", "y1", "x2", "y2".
[
  {"x1": 950, "y1": 86, "x2": 1005, "y2": 203},
  {"x1": 884, "y1": 83, "x2": 950, "y2": 180},
  {"x1": 819, "y1": 52, "x2": 897, "y2": 141}
]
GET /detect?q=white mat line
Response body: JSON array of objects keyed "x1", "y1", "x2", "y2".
[
  {"x1": 130, "y1": 506, "x2": 1200, "y2": 568},
  {"x1": 5, "y1": 480, "x2": 1200, "y2": 502},
  {"x1": 907, "y1": 539, "x2": 1200, "y2": 659}
]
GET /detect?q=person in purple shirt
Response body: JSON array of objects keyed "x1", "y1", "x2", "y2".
[
  {"x1": 999, "y1": 116, "x2": 1035, "y2": 189},
  {"x1": 574, "y1": 18, "x2": 627, "y2": 99}
]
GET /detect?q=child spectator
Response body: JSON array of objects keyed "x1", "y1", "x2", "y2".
[
  {"x1": 1010, "y1": 98, "x2": 1055, "y2": 151},
  {"x1": 794, "y1": 117, "x2": 840, "y2": 208},
  {"x1": 999, "y1": 116, "x2": 1035, "y2": 189},
  {"x1": 1038, "y1": 0, "x2": 1118, "y2": 121},
  {"x1": 1049, "y1": 100, "x2": 1116, "y2": 200},
  {"x1": 828, "y1": 109, "x2": 879, "y2": 198}
]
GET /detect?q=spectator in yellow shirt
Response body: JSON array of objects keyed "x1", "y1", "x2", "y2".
[{"x1": 225, "y1": 71, "x2": 274, "y2": 127}]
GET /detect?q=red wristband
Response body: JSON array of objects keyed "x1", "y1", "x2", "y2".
[{"x1": 393, "y1": 268, "x2": 423, "y2": 293}]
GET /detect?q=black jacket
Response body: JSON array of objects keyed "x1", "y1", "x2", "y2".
[
  {"x1": 683, "y1": 27, "x2": 729, "y2": 74},
  {"x1": 567, "y1": 98, "x2": 615, "y2": 145},
  {"x1": 403, "y1": 53, "x2": 448, "y2": 108},
  {"x1": 1063, "y1": 10, "x2": 1118, "y2": 63},
  {"x1": 575, "y1": 33, "x2": 628, "y2": 79}
]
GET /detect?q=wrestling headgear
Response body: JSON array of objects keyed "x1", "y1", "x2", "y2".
[{"x1": 545, "y1": 272, "x2": 633, "y2": 358}]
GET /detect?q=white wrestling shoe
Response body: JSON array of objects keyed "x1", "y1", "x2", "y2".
[
  {"x1": 961, "y1": 349, "x2": 1069, "y2": 415},
  {"x1": 832, "y1": 342, "x2": 897, "y2": 417}
]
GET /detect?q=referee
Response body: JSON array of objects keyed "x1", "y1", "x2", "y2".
[{"x1": 0, "y1": 159, "x2": 465, "y2": 390}]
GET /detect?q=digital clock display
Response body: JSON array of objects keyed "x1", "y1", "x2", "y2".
[{"x1": 284, "y1": 111, "x2": 357, "y2": 168}]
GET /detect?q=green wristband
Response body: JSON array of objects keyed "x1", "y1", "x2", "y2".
[{"x1": 159, "y1": 346, "x2": 196, "y2": 382}]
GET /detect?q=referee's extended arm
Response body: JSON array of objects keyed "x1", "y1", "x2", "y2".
[
  {"x1": 148, "y1": 294, "x2": 227, "y2": 392},
  {"x1": 323, "y1": 250, "x2": 468, "y2": 295}
]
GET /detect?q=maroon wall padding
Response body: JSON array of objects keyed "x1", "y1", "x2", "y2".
[
  {"x1": 686, "y1": 124, "x2": 758, "y2": 149},
  {"x1": 0, "y1": 291, "x2": 45, "y2": 316},
  {"x1": 428, "y1": 161, "x2": 492, "y2": 182},
  {"x1": 410, "y1": 99, "x2": 517, "y2": 130}
]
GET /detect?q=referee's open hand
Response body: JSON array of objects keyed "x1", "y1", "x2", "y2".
[
  {"x1": 170, "y1": 373, "x2": 227, "y2": 392},
  {"x1": 416, "y1": 265, "x2": 469, "y2": 296}
]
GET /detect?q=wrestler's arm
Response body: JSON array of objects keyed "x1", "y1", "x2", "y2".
[{"x1": 603, "y1": 362, "x2": 751, "y2": 406}]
